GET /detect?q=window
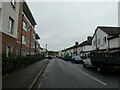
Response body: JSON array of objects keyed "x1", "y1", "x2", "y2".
[
  {"x1": 8, "y1": 17, "x2": 14, "y2": 34},
  {"x1": 103, "y1": 37, "x2": 107, "y2": 44},
  {"x1": 22, "y1": 35, "x2": 26, "y2": 45},
  {"x1": 98, "y1": 39, "x2": 100, "y2": 45},
  {"x1": 11, "y1": 0, "x2": 16, "y2": 9},
  {"x1": 6, "y1": 44, "x2": 13, "y2": 57},
  {"x1": 23, "y1": 21, "x2": 27, "y2": 31}
]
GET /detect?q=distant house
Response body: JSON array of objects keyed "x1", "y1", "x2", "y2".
[
  {"x1": 64, "y1": 42, "x2": 79, "y2": 56},
  {"x1": 63, "y1": 37, "x2": 92, "y2": 57},
  {"x1": 35, "y1": 33, "x2": 41, "y2": 54},
  {"x1": 92, "y1": 26, "x2": 120, "y2": 51},
  {"x1": 78, "y1": 36, "x2": 92, "y2": 57}
]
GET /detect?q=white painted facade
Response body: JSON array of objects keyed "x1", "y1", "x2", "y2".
[
  {"x1": 92, "y1": 28, "x2": 108, "y2": 50},
  {"x1": 83, "y1": 45, "x2": 92, "y2": 52},
  {"x1": 77, "y1": 46, "x2": 83, "y2": 55},
  {"x1": 92, "y1": 28, "x2": 120, "y2": 50},
  {"x1": 1, "y1": 1, "x2": 19, "y2": 38},
  {"x1": 64, "y1": 43, "x2": 92, "y2": 57},
  {"x1": 109, "y1": 36, "x2": 120, "y2": 49}
]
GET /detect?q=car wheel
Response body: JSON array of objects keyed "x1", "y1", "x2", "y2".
[
  {"x1": 97, "y1": 67, "x2": 101, "y2": 72},
  {"x1": 97, "y1": 65, "x2": 104, "y2": 72},
  {"x1": 83, "y1": 63, "x2": 86, "y2": 68}
]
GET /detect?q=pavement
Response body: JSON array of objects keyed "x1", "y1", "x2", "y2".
[
  {"x1": 2, "y1": 59, "x2": 49, "y2": 88},
  {"x1": 40, "y1": 58, "x2": 120, "y2": 89}
]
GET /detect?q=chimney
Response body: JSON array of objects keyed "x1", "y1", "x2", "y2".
[
  {"x1": 87, "y1": 36, "x2": 92, "y2": 41},
  {"x1": 75, "y1": 42, "x2": 78, "y2": 46}
]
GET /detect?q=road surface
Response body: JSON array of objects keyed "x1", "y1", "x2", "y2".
[{"x1": 39, "y1": 58, "x2": 120, "y2": 88}]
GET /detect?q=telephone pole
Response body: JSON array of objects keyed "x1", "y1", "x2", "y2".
[{"x1": 46, "y1": 44, "x2": 47, "y2": 51}]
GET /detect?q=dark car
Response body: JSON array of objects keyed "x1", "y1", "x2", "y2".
[
  {"x1": 71, "y1": 55, "x2": 82, "y2": 64},
  {"x1": 48, "y1": 55, "x2": 53, "y2": 59}
]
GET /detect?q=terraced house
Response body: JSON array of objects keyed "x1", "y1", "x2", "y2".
[
  {"x1": 92, "y1": 26, "x2": 120, "y2": 51},
  {"x1": 0, "y1": 0, "x2": 40, "y2": 56}
]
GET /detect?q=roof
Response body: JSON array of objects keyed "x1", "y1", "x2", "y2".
[
  {"x1": 36, "y1": 33, "x2": 40, "y2": 39},
  {"x1": 23, "y1": 2, "x2": 37, "y2": 26},
  {"x1": 79, "y1": 39, "x2": 92, "y2": 46},
  {"x1": 65, "y1": 37, "x2": 92, "y2": 51},
  {"x1": 39, "y1": 47, "x2": 43, "y2": 50},
  {"x1": 98, "y1": 26, "x2": 120, "y2": 35},
  {"x1": 92, "y1": 26, "x2": 120, "y2": 40}
]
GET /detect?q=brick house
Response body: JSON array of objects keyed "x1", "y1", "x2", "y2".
[
  {"x1": 0, "y1": 1, "x2": 20, "y2": 57},
  {"x1": 0, "y1": 1, "x2": 41, "y2": 56},
  {"x1": 17, "y1": 1, "x2": 38, "y2": 56}
]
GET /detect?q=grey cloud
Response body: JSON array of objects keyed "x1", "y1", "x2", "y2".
[{"x1": 28, "y1": 2, "x2": 118, "y2": 51}]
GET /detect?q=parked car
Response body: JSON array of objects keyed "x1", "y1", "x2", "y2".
[
  {"x1": 71, "y1": 55, "x2": 82, "y2": 64},
  {"x1": 45, "y1": 55, "x2": 49, "y2": 59},
  {"x1": 64, "y1": 53, "x2": 72, "y2": 61},
  {"x1": 82, "y1": 51, "x2": 120, "y2": 72},
  {"x1": 48, "y1": 55, "x2": 53, "y2": 59},
  {"x1": 82, "y1": 51, "x2": 93, "y2": 68}
]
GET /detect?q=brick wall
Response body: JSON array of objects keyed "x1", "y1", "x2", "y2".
[{"x1": 2, "y1": 32, "x2": 16, "y2": 54}]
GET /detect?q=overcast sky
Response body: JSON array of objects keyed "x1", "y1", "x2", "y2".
[{"x1": 27, "y1": 0, "x2": 119, "y2": 51}]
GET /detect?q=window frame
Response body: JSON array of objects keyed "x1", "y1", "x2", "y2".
[
  {"x1": 6, "y1": 44, "x2": 13, "y2": 57},
  {"x1": 8, "y1": 17, "x2": 14, "y2": 34},
  {"x1": 23, "y1": 21, "x2": 27, "y2": 31},
  {"x1": 103, "y1": 37, "x2": 107, "y2": 44},
  {"x1": 22, "y1": 35, "x2": 27, "y2": 45}
]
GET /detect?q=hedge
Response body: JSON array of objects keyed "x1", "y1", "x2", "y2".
[{"x1": 2, "y1": 54, "x2": 45, "y2": 75}]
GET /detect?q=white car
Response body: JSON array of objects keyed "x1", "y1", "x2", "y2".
[
  {"x1": 83, "y1": 57, "x2": 92, "y2": 67},
  {"x1": 82, "y1": 52, "x2": 93, "y2": 67}
]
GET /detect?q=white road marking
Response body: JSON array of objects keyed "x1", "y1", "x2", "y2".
[{"x1": 80, "y1": 71, "x2": 107, "y2": 86}]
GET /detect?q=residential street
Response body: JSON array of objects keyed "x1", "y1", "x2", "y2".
[
  {"x1": 3, "y1": 59, "x2": 49, "y2": 88},
  {"x1": 39, "y1": 58, "x2": 120, "y2": 88},
  {"x1": 1, "y1": 1, "x2": 120, "y2": 90}
]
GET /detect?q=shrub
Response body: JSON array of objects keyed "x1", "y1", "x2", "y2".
[{"x1": 2, "y1": 53, "x2": 44, "y2": 75}]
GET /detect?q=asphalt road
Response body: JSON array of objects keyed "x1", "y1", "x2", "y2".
[{"x1": 39, "y1": 58, "x2": 120, "y2": 89}]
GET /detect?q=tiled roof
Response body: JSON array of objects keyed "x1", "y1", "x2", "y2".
[
  {"x1": 79, "y1": 39, "x2": 92, "y2": 46},
  {"x1": 98, "y1": 26, "x2": 120, "y2": 35}
]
